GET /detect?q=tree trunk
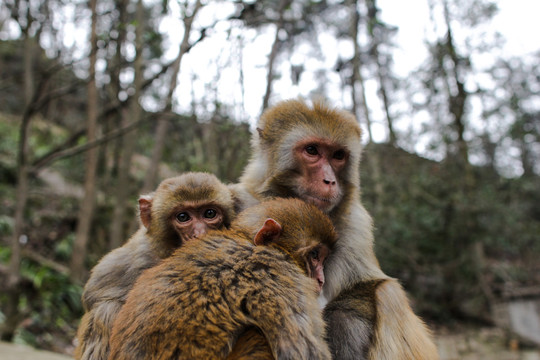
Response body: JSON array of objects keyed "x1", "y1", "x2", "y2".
[
  {"x1": 24, "y1": 36, "x2": 34, "y2": 105},
  {"x1": 442, "y1": 0, "x2": 470, "y2": 169},
  {"x1": 1, "y1": 14, "x2": 36, "y2": 339},
  {"x1": 349, "y1": 0, "x2": 373, "y2": 143},
  {"x1": 1, "y1": 122, "x2": 31, "y2": 341},
  {"x1": 100, "y1": 0, "x2": 128, "y2": 193},
  {"x1": 349, "y1": 0, "x2": 383, "y2": 212},
  {"x1": 141, "y1": 0, "x2": 203, "y2": 193},
  {"x1": 261, "y1": 0, "x2": 291, "y2": 112},
  {"x1": 70, "y1": 0, "x2": 100, "y2": 282},
  {"x1": 366, "y1": 0, "x2": 397, "y2": 145},
  {"x1": 108, "y1": 0, "x2": 144, "y2": 250}
]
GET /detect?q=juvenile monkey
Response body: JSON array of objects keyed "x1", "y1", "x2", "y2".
[
  {"x1": 108, "y1": 198, "x2": 336, "y2": 360},
  {"x1": 75, "y1": 172, "x2": 235, "y2": 360},
  {"x1": 233, "y1": 99, "x2": 439, "y2": 359}
]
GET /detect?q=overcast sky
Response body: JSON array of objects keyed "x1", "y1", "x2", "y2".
[{"x1": 168, "y1": 0, "x2": 540, "y2": 129}]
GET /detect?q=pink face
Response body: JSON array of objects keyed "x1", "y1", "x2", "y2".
[
  {"x1": 293, "y1": 137, "x2": 348, "y2": 212},
  {"x1": 306, "y1": 244, "x2": 330, "y2": 292},
  {"x1": 173, "y1": 205, "x2": 225, "y2": 243}
]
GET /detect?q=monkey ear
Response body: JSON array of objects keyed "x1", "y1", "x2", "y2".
[
  {"x1": 139, "y1": 195, "x2": 153, "y2": 229},
  {"x1": 254, "y1": 218, "x2": 282, "y2": 246}
]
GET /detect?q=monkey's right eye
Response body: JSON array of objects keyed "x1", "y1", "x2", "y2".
[
  {"x1": 305, "y1": 145, "x2": 318, "y2": 156},
  {"x1": 204, "y1": 209, "x2": 217, "y2": 219},
  {"x1": 176, "y1": 212, "x2": 191, "y2": 222},
  {"x1": 333, "y1": 149, "x2": 346, "y2": 160}
]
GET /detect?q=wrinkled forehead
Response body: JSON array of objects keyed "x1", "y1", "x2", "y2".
[
  {"x1": 278, "y1": 123, "x2": 362, "y2": 156},
  {"x1": 156, "y1": 182, "x2": 219, "y2": 205}
]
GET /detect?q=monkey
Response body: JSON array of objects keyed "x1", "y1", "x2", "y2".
[
  {"x1": 108, "y1": 198, "x2": 336, "y2": 360},
  {"x1": 231, "y1": 99, "x2": 439, "y2": 359},
  {"x1": 75, "y1": 172, "x2": 236, "y2": 360}
]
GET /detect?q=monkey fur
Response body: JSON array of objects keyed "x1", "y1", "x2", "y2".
[
  {"x1": 233, "y1": 99, "x2": 439, "y2": 360},
  {"x1": 108, "y1": 198, "x2": 335, "y2": 360},
  {"x1": 75, "y1": 172, "x2": 235, "y2": 360}
]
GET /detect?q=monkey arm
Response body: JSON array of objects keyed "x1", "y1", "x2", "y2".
[
  {"x1": 323, "y1": 280, "x2": 382, "y2": 360},
  {"x1": 236, "y1": 249, "x2": 331, "y2": 360},
  {"x1": 76, "y1": 231, "x2": 158, "y2": 360},
  {"x1": 81, "y1": 231, "x2": 157, "y2": 309},
  {"x1": 368, "y1": 279, "x2": 439, "y2": 360},
  {"x1": 324, "y1": 279, "x2": 439, "y2": 360},
  {"x1": 75, "y1": 300, "x2": 122, "y2": 360}
]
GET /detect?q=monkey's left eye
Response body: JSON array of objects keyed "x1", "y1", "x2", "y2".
[
  {"x1": 333, "y1": 149, "x2": 346, "y2": 160},
  {"x1": 176, "y1": 212, "x2": 191, "y2": 222},
  {"x1": 309, "y1": 248, "x2": 319, "y2": 260},
  {"x1": 305, "y1": 145, "x2": 318, "y2": 156},
  {"x1": 204, "y1": 209, "x2": 217, "y2": 219}
]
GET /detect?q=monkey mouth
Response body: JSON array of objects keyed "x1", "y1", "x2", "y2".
[
  {"x1": 305, "y1": 194, "x2": 334, "y2": 211},
  {"x1": 183, "y1": 235, "x2": 199, "y2": 243}
]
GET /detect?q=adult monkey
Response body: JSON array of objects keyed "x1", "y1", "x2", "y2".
[
  {"x1": 76, "y1": 172, "x2": 236, "y2": 360},
  {"x1": 231, "y1": 99, "x2": 438, "y2": 359}
]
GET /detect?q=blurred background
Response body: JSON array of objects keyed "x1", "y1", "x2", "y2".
[{"x1": 0, "y1": 0, "x2": 539, "y2": 358}]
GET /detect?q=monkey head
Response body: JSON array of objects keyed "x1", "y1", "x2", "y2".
[
  {"x1": 139, "y1": 172, "x2": 236, "y2": 258},
  {"x1": 233, "y1": 198, "x2": 338, "y2": 292},
  {"x1": 242, "y1": 99, "x2": 363, "y2": 214}
]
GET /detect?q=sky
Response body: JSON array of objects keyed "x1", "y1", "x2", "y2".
[{"x1": 165, "y1": 0, "x2": 540, "y2": 132}]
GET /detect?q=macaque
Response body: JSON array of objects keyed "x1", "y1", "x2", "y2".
[
  {"x1": 232, "y1": 99, "x2": 439, "y2": 359},
  {"x1": 75, "y1": 172, "x2": 236, "y2": 360},
  {"x1": 108, "y1": 198, "x2": 335, "y2": 360}
]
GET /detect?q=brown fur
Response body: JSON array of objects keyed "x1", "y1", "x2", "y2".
[
  {"x1": 75, "y1": 172, "x2": 235, "y2": 360},
  {"x1": 108, "y1": 198, "x2": 335, "y2": 360},
  {"x1": 226, "y1": 328, "x2": 274, "y2": 360},
  {"x1": 235, "y1": 99, "x2": 439, "y2": 360}
]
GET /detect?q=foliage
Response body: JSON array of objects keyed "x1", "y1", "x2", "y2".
[
  {"x1": 363, "y1": 143, "x2": 540, "y2": 321},
  {"x1": 0, "y1": 244, "x2": 83, "y2": 349}
]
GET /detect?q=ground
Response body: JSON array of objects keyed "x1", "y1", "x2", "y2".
[
  {"x1": 0, "y1": 327, "x2": 539, "y2": 359},
  {"x1": 0, "y1": 342, "x2": 71, "y2": 360},
  {"x1": 435, "y1": 327, "x2": 540, "y2": 360}
]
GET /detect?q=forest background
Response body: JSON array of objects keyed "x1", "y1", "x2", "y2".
[{"x1": 0, "y1": 0, "x2": 539, "y2": 356}]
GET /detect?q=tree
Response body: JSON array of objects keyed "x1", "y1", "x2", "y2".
[
  {"x1": 70, "y1": 0, "x2": 100, "y2": 282},
  {"x1": 365, "y1": 0, "x2": 398, "y2": 145},
  {"x1": 141, "y1": 0, "x2": 203, "y2": 194},
  {"x1": 261, "y1": 0, "x2": 292, "y2": 111},
  {"x1": 108, "y1": 0, "x2": 145, "y2": 250}
]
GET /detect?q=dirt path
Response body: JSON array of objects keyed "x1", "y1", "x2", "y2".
[
  {"x1": 1, "y1": 328, "x2": 539, "y2": 360},
  {"x1": 435, "y1": 327, "x2": 540, "y2": 360},
  {"x1": 0, "y1": 342, "x2": 71, "y2": 360}
]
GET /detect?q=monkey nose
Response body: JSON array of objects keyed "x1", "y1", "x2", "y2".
[
  {"x1": 323, "y1": 179, "x2": 336, "y2": 186},
  {"x1": 192, "y1": 226, "x2": 207, "y2": 239}
]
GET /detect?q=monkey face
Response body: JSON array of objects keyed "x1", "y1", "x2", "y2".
[
  {"x1": 172, "y1": 205, "x2": 225, "y2": 243},
  {"x1": 292, "y1": 137, "x2": 348, "y2": 213},
  {"x1": 305, "y1": 244, "x2": 330, "y2": 292}
]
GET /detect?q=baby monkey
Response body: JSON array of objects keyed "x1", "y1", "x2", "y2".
[
  {"x1": 109, "y1": 198, "x2": 336, "y2": 360},
  {"x1": 75, "y1": 172, "x2": 235, "y2": 360}
]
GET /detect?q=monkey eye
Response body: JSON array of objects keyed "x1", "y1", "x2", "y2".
[
  {"x1": 309, "y1": 248, "x2": 320, "y2": 260},
  {"x1": 176, "y1": 212, "x2": 191, "y2": 222},
  {"x1": 203, "y1": 208, "x2": 217, "y2": 219},
  {"x1": 305, "y1": 145, "x2": 318, "y2": 156},
  {"x1": 333, "y1": 149, "x2": 346, "y2": 160}
]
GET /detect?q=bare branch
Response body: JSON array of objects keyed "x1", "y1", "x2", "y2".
[{"x1": 31, "y1": 117, "x2": 150, "y2": 171}]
